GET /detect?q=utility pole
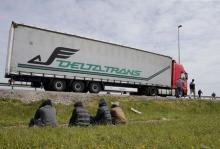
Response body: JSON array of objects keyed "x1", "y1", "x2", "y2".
[{"x1": 178, "y1": 25, "x2": 182, "y2": 64}]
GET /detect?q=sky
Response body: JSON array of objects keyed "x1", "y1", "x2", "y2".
[{"x1": 0, "y1": 0, "x2": 220, "y2": 96}]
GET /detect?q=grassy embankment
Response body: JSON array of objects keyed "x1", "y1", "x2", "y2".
[{"x1": 0, "y1": 96, "x2": 220, "y2": 148}]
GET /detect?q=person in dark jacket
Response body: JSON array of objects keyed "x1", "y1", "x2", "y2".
[
  {"x1": 189, "y1": 79, "x2": 196, "y2": 99},
  {"x1": 69, "y1": 101, "x2": 91, "y2": 127},
  {"x1": 211, "y1": 92, "x2": 216, "y2": 99},
  {"x1": 29, "y1": 99, "x2": 57, "y2": 127},
  {"x1": 94, "y1": 98, "x2": 112, "y2": 125},
  {"x1": 198, "y1": 89, "x2": 203, "y2": 99}
]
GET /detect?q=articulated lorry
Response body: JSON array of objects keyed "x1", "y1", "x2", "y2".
[{"x1": 5, "y1": 22, "x2": 188, "y2": 96}]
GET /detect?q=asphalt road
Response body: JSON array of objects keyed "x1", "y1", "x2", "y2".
[{"x1": 0, "y1": 84, "x2": 219, "y2": 103}]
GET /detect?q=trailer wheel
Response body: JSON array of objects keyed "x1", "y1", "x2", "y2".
[
  {"x1": 148, "y1": 87, "x2": 158, "y2": 96},
  {"x1": 52, "y1": 79, "x2": 66, "y2": 91},
  {"x1": 89, "y1": 82, "x2": 101, "y2": 93},
  {"x1": 72, "y1": 81, "x2": 85, "y2": 92}
]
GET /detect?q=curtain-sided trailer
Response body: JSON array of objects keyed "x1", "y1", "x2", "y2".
[{"x1": 5, "y1": 22, "x2": 188, "y2": 96}]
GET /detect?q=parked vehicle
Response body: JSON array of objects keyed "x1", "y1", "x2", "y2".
[{"x1": 5, "y1": 22, "x2": 188, "y2": 96}]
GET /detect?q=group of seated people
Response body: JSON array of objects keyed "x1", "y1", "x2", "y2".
[{"x1": 29, "y1": 98, "x2": 127, "y2": 127}]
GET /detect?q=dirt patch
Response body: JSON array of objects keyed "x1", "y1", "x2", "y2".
[
  {"x1": 0, "y1": 89, "x2": 141, "y2": 104},
  {"x1": 0, "y1": 89, "x2": 101, "y2": 104}
]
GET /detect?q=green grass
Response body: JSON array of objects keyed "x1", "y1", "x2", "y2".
[{"x1": 0, "y1": 97, "x2": 220, "y2": 148}]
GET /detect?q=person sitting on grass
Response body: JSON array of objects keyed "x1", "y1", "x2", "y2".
[
  {"x1": 69, "y1": 101, "x2": 91, "y2": 127},
  {"x1": 29, "y1": 99, "x2": 57, "y2": 128},
  {"x1": 110, "y1": 101, "x2": 127, "y2": 125},
  {"x1": 94, "y1": 98, "x2": 112, "y2": 125}
]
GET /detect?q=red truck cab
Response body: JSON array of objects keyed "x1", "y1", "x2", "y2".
[{"x1": 172, "y1": 60, "x2": 188, "y2": 96}]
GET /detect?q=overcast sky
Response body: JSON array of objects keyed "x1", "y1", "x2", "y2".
[{"x1": 0, "y1": 0, "x2": 220, "y2": 96}]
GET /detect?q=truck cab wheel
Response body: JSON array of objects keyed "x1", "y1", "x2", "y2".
[
  {"x1": 72, "y1": 81, "x2": 85, "y2": 92},
  {"x1": 52, "y1": 79, "x2": 66, "y2": 91},
  {"x1": 89, "y1": 82, "x2": 101, "y2": 93}
]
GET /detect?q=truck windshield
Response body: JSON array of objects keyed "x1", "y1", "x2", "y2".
[{"x1": 181, "y1": 72, "x2": 188, "y2": 80}]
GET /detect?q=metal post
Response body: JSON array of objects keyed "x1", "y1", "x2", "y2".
[{"x1": 178, "y1": 25, "x2": 182, "y2": 64}]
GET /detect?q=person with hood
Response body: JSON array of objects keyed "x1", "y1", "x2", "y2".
[
  {"x1": 94, "y1": 98, "x2": 112, "y2": 125},
  {"x1": 29, "y1": 99, "x2": 57, "y2": 127},
  {"x1": 198, "y1": 89, "x2": 203, "y2": 99},
  {"x1": 211, "y1": 92, "x2": 216, "y2": 99},
  {"x1": 69, "y1": 101, "x2": 91, "y2": 127},
  {"x1": 110, "y1": 101, "x2": 127, "y2": 125},
  {"x1": 189, "y1": 79, "x2": 196, "y2": 99}
]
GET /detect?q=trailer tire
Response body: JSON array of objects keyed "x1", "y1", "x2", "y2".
[
  {"x1": 52, "y1": 79, "x2": 66, "y2": 91},
  {"x1": 148, "y1": 87, "x2": 158, "y2": 96},
  {"x1": 72, "y1": 81, "x2": 85, "y2": 92},
  {"x1": 89, "y1": 82, "x2": 101, "y2": 93}
]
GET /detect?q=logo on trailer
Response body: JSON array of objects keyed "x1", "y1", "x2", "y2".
[{"x1": 28, "y1": 47, "x2": 79, "y2": 65}]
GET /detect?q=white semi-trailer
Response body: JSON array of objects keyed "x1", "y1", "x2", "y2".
[{"x1": 5, "y1": 22, "x2": 188, "y2": 96}]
